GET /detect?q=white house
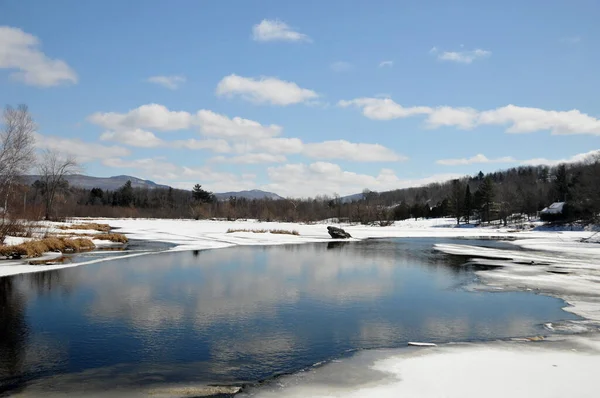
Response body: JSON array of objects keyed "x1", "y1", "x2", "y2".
[{"x1": 540, "y1": 202, "x2": 565, "y2": 215}]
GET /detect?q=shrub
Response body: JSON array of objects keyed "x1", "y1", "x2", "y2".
[
  {"x1": 93, "y1": 233, "x2": 128, "y2": 243},
  {"x1": 58, "y1": 222, "x2": 111, "y2": 232},
  {"x1": 0, "y1": 237, "x2": 96, "y2": 258}
]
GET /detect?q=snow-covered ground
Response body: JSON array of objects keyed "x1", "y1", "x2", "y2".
[{"x1": 2, "y1": 217, "x2": 600, "y2": 397}]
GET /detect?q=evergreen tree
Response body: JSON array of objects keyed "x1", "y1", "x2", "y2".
[
  {"x1": 464, "y1": 184, "x2": 472, "y2": 224},
  {"x1": 478, "y1": 176, "x2": 495, "y2": 224},
  {"x1": 192, "y1": 184, "x2": 215, "y2": 203},
  {"x1": 118, "y1": 180, "x2": 134, "y2": 207}
]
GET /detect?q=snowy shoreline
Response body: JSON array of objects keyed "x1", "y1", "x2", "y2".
[{"x1": 4, "y1": 217, "x2": 600, "y2": 397}]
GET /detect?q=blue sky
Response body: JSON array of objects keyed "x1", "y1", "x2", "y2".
[{"x1": 1, "y1": 0, "x2": 599, "y2": 197}]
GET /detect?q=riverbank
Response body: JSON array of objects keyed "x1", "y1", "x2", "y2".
[{"x1": 3, "y1": 217, "x2": 600, "y2": 397}]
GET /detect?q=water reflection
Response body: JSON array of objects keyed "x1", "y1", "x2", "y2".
[{"x1": 0, "y1": 238, "x2": 577, "y2": 394}]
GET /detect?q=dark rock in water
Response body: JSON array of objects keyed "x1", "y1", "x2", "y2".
[
  {"x1": 327, "y1": 226, "x2": 352, "y2": 239},
  {"x1": 327, "y1": 241, "x2": 348, "y2": 249}
]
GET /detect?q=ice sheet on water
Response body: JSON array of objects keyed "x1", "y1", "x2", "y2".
[{"x1": 241, "y1": 338, "x2": 600, "y2": 398}]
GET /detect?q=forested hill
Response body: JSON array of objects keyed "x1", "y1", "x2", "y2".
[{"x1": 13, "y1": 154, "x2": 600, "y2": 223}]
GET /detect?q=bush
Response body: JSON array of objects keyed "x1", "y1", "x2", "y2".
[
  {"x1": 0, "y1": 237, "x2": 96, "y2": 258},
  {"x1": 59, "y1": 223, "x2": 111, "y2": 232},
  {"x1": 93, "y1": 233, "x2": 128, "y2": 243}
]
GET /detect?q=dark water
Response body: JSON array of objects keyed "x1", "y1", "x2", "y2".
[{"x1": 0, "y1": 238, "x2": 577, "y2": 395}]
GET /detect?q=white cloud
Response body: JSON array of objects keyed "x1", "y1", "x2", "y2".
[
  {"x1": 34, "y1": 133, "x2": 130, "y2": 162},
  {"x1": 102, "y1": 157, "x2": 180, "y2": 180},
  {"x1": 437, "y1": 150, "x2": 600, "y2": 167},
  {"x1": 234, "y1": 137, "x2": 303, "y2": 154},
  {"x1": 99, "y1": 129, "x2": 165, "y2": 148},
  {"x1": 102, "y1": 157, "x2": 256, "y2": 192},
  {"x1": 478, "y1": 105, "x2": 600, "y2": 135},
  {"x1": 378, "y1": 60, "x2": 393, "y2": 68},
  {"x1": 338, "y1": 98, "x2": 431, "y2": 120},
  {"x1": 252, "y1": 19, "x2": 310, "y2": 42},
  {"x1": 521, "y1": 150, "x2": 600, "y2": 167},
  {"x1": 216, "y1": 74, "x2": 318, "y2": 105},
  {"x1": 330, "y1": 61, "x2": 352, "y2": 72},
  {"x1": 210, "y1": 153, "x2": 287, "y2": 164},
  {"x1": 303, "y1": 140, "x2": 406, "y2": 162},
  {"x1": 429, "y1": 47, "x2": 438, "y2": 55},
  {"x1": 146, "y1": 75, "x2": 186, "y2": 89},
  {"x1": 265, "y1": 161, "x2": 462, "y2": 197},
  {"x1": 436, "y1": 48, "x2": 491, "y2": 64},
  {"x1": 88, "y1": 104, "x2": 192, "y2": 131},
  {"x1": 340, "y1": 97, "x2": 600, "y2": 135},
  {"x1": 196, "y1": 109, "x2": 282, "y2": 139},
  {"x1": 0, "y1": 26, "x2": 77, "y2": 87},
  {"x1": 425, "y1": 106, "x2": 479, "y2": 129},
  {"x1": 436, "y1": 154, "x2": 517, "y2": 166},
  {"x1": 171, "y1": 138, "x2": 232, "y2": 153}
]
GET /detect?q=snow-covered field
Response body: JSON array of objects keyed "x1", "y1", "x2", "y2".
[{"x1": 3, "y1": 217, "x2": 600, "y2": 397}]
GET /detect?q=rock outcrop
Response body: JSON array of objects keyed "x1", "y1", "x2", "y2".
[{"x1": 327, "y1": 226, "x2": 352, "y2": 239}]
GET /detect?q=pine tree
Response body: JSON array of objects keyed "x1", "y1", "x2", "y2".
[
  {"x1": 192, "y1": 184, "x2": 214, "y2": 203},
  {"x1": 118, "y1": 180, "x2": 134, "y2": 207},
  {"x1": 464, "y1": 184, "x2": 472, "y2": 224},
  {"x1": 478, "y1": 176, "x2": 495, "y2": 224}
]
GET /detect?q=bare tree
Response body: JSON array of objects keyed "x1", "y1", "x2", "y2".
[
  {"x1": 38, "y1": 150, "x2": 79, "y2": 220},
  {"x1": 0, "y1": 105, "x2": 36, "y2": 216}
]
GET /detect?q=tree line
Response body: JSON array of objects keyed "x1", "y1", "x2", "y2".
[{"x1": 2, "y1": 103, "x2": 599, "y2": 225}]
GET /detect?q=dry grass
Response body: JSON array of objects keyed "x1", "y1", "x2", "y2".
[
  {"x1": 92, "y1": 233, "x2": 128, "y2": 243},
  {"x1": 58, "y1": 222, "x2": 111, "y2": 232},
  {"x1": 226, "y1": 228, "x2": 299, "y2": 236},
  {"x1": 0, "y1": 237, "x2": 96, "y2": 258}
]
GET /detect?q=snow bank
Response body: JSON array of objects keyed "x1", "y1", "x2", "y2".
[{"x1": 241, "y1": 338, "x2": 600, "y2": 398}]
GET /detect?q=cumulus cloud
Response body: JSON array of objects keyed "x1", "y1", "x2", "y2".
[
  {"x1": 88, "y1": 104, "x2": 192, "y2": 132},
  {"x1": 378, "y1": 60, "x2": 393, "y2": 68},
  {"x1": 252, "y1": 19, "x2": 310, "y2": 42},
  {"x1": 437, "y1": 150, "x2": 600, "y2": 167},
  {"x1": 425, "y1": 107, "x2": 479, "y2": 129},
  {"x1": 146, "y1": 75, "x2": 186, "y2": 89},
  {"x1": 210, "y1": 153, "x2": 287, "y2": 164},
  {"x1": 216, "y1": 74, "x2": 318, "y2": 105},
  {"x1": 477, "y1": 105, "x2": 600, "y2": 135},
  {"x1": 34, "y1": 133, "x2": 130, "y2": 162},
  {"x1": 338, "y1": 98, "x2": 431, "y2": 120},
  {"x1": 233, "y1": 137, "x2": 304, "y2": 155},
  {"x1": 88, "y1": 104, "x2": 404, "y2": 162},
  {"x1": 330, "y1": 61, "x2": 353, "y2": 72},
  {"x1": 436, "y1": 154, "x2": 517, "y2": 166},
  {"x1": 436, "y1": 48, "x2": 491, "y2": 64},
  {"x1": 0, "y1": 26, "x2": 77, "y2": 87},
  {"x1": 102, "y1": 157, "x2": 256, "y2": 192},
  {"x1": 520, "y1": 150, "x2": 600, "y2": 167},
  {"x1": 171, "y1": 138, "x2": 232, "y2": 153},
  {"x1": 196, "y1": 110, "x2": 282, "y2": 139},
  {"x1": 99, "y1": 129, "x2": 165, "y2": 148},
  {"x1": 303, "y1": 140, "x2": 407, "y2": 162},
  {"x1": 265, "y1": 161, "x2": 462, "y2": 197},
  {"x1": 340, "y1": 97, "x2": 600, "y2": 135}
]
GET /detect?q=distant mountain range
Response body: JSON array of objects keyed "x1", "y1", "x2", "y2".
[
  {"x1": 22, "y1": 174, "x2": 284, "y2": 201},
  {"x1": 23, "y1": 174, "x2": 170, "y2": 191},
  {"x1": 214, "y1": 190, "x2": 283, "y2": 200}
]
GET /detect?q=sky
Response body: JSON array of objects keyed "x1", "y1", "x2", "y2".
[{"x1": 1, "y1": 0, "x2": 599, "y2": 197}]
